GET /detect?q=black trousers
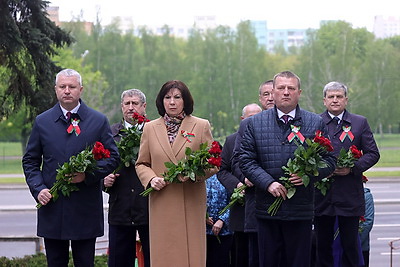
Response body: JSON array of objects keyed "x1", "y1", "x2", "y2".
[
  {"x1": 231, "y1": 231, "x2": 249, "y2": 267},
  {"x1": 206, "y1": 234, "x2": 234, "y2": 267},
  {"x1": 314, "y1": 215, "x2": 360, "y2": 267},
  {"x1": 44, "y1": 237, "x2": 96, "y2": 267},
  {"x1": 107, "y1": 224, "x2": 150, "y2": 267},
  {"x1": 248, "y1": 232, "x2": 259, "y2": 267},
  {"x1": 257, "y1": 218, "x2": 312, "y2": 267}
]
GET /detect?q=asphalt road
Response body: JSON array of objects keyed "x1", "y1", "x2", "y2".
[{"x1": 0, "y1": 179, "x2": 399, "y2": 266}]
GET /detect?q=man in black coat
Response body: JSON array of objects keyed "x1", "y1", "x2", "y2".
[
  {"x1": 314, "y1": 81, "x2": 380, "y2": 267},
  {"x1": 218, "y1": 102, "x2": 262, "y2": 267},
  {"x1": 104, "y1": 89, "x2": 150, "y2": 267},
  {"x1": 229, "y1": 80, "x2": 275, "y2": 267},
  {"x1": 23, "y1": 69, "x2": 119, "y2": 267}
]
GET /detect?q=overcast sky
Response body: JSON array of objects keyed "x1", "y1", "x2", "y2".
[{"x1": 49, "y1": 0, "x2": 399, "y2": 31}]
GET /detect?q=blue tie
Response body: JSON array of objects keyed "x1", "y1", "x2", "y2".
[{"x1": 333, "y1": 116, "x2": 339, "y2": 124}]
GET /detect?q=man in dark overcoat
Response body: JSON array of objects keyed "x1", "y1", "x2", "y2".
[
  {"x1": 103, "y1": 88, "x2": 150, "y2": 267},
  {"x1": 23, "y1": 69, "x2": 119, "y2": 267},
  {"x1": 314, "y1": 81, "x2": 380, "y2": 267}
]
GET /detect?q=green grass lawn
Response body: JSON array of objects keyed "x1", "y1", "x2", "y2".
[
  {"x1": 0, "y1": 159, "x2": 22, "y2": 174},
  {"x1": 0, "y1": 133, "x2": 399, "y2": 181},
  {"x1": 0, "y1": 141, "x2": 23, "y2": 156},
  {"x1": 374, "y1": 133, "x2": 400, "y2": 148}
]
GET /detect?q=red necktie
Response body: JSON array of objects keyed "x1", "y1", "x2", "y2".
[{"x1": 282, "y1": 115, "x2": 290, "y2": 124}]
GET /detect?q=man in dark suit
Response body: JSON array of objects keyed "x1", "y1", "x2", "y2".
[
  {"x1": 104, "y1": 89, "x2": 150, "y2": 267},
  {"x1": 229, "y1": 80, "x2": 274, "y2": 267},
  {"x1": 314, "y1": 81, "x2": 380, "y2": 267},
  {"x1": 217, "y1": 102, "x2": 262, "y2": 267},
  {"x1": 23, "y1": 69, "x2": 119, "y2": 267}
]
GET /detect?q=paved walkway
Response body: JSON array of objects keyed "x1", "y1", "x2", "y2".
[{"x1": 0, "y1": 169, "x2": 398, "y2": 211}]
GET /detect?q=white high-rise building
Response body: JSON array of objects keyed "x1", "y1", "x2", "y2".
[{"x1": 373, "y1": 15, "x2": 400, "y2": 39}]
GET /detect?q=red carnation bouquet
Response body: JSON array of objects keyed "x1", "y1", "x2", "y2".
[
  {"x1": 36, "y1": 142, "x2": 110, "y2": 209},
  {"x1": 114, "y1": 112, "x2": 150, "y2": 173},
  {"x1": 268, "y1": 130, "x2": 333, "y2": 216},
  {"x1": 315, "y1": 145, "x2": 362, "y2": 195},
  {"x1": 140, "y1": 141, "x2": 222, "y2": 196}
]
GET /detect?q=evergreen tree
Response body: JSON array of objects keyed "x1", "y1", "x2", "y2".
[{"x1": 0, "y1": 0, "x2": 73, "y2": 147}]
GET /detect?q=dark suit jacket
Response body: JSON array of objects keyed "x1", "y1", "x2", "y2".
[
  {"x1": 107, "y1": 122, "x2": 149, "y2": 226},
  {"x1": 314, "y1": 110, "x2": 380, "y2": 217},
  {"x1": 233, "y1": 118, "x2": 258, "y2": 232},
  {"x1": 217, "y1": 132, "x2": 245, "y2": 232},
  {"x1": 23, "y1": 101, "x2": 119, "y2": 240}
]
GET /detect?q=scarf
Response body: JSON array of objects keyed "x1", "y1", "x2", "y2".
[{"x1": 164, "y1": 112, "x2": 186, "y2": 144}]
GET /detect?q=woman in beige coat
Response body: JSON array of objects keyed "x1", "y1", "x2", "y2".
[{"x1": 136, "y1": 80, "x2": 218, "y2": 267}]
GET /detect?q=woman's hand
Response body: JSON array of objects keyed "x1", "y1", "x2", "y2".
[
  {"x1": 178, "y1": 175, "x2": 189, "y2": 182},
  {"x1": 150, "y1": 177, "x2": 168, "y2": 191}
]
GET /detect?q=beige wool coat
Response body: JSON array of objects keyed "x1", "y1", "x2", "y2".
[{"x1": 136, "y1": 115, "x2": 218, "y2": 267}]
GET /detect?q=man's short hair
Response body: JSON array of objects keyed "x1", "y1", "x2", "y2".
[{"x1": 121, "y1": 89, "x2": 146, "y2": 104}]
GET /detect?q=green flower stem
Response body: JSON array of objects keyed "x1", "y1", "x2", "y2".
[
  {"x1": 140, "y1": 186, "x2": 154, "y2": 197},
  {"x1": 267, "y1": 196, "x2": 284, "y2": 216},
  {"x1": 219, "y1": 184, "x2": 247, "y2": 215}
]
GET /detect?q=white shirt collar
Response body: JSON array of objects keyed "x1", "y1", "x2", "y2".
[
  {"x1": 328, "y1": 111, "x2": 344, "y2": 121},
  {"x1": 124, "y1": 120, "x2": 133, "y2": 129},
  {"x1": 277, "y1": 109, "x2": 296, "y2": 120},
  {"x1": 60, "y1": 103, "x2": 80, "y2": 119}
]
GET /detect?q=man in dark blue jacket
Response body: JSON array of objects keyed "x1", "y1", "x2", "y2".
[
  {"x1": 23, "y1": 69, "x2": 119, "y2": 267},
  {"x1": 314, "y1": 81, "x2": 379, "y2": 267},
  {"x1": 104, "y1": 89, "x2": 150, "y2": 267},
  {"x1": 240, "y1": 71, "x2": 336, "y2": 267}
]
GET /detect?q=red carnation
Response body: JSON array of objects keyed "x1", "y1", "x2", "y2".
[
  {"x1": 208, "y1": 141, "x2": 222, "y2": 155},
  {"x1": 313, "y1": 131, "x2": 333, "y2": 152},
  {"x1": 208, "y1": 156, "x2": 222, "y2": 167},
  {"x1": 350, "y1": 145, "x2": 363, "y2": 159},
  {"x1": 132, "y1": 112, "x2": 149, "y2": 124},
  {"x1": 93, "y1": 141, "x2": 111, "y2": 160}
]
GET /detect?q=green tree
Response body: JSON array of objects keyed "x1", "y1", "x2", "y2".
[
  {"x1": 0, "y1": 0, "x2": 73, "y2": 147},
  {"x1": 296, "y1": 21, "x2": 374, "y2": 114},
  {"x1": 357, "y1": 38, "x2": 400, "y2": 135}
]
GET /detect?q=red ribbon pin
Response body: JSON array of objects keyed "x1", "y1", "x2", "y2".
[
  {"x1": 67, "y1": 119, "x2": 81, "y2": 136},
  {"x1": 181, "y1": 130, "x2": 195, "y2": 143},
  {"x1": 287, "y1": 125, "x2": 305, "y2": 143},
  {"x1": 339, "y1": 125, "x2": 354, "y2": 142}
]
